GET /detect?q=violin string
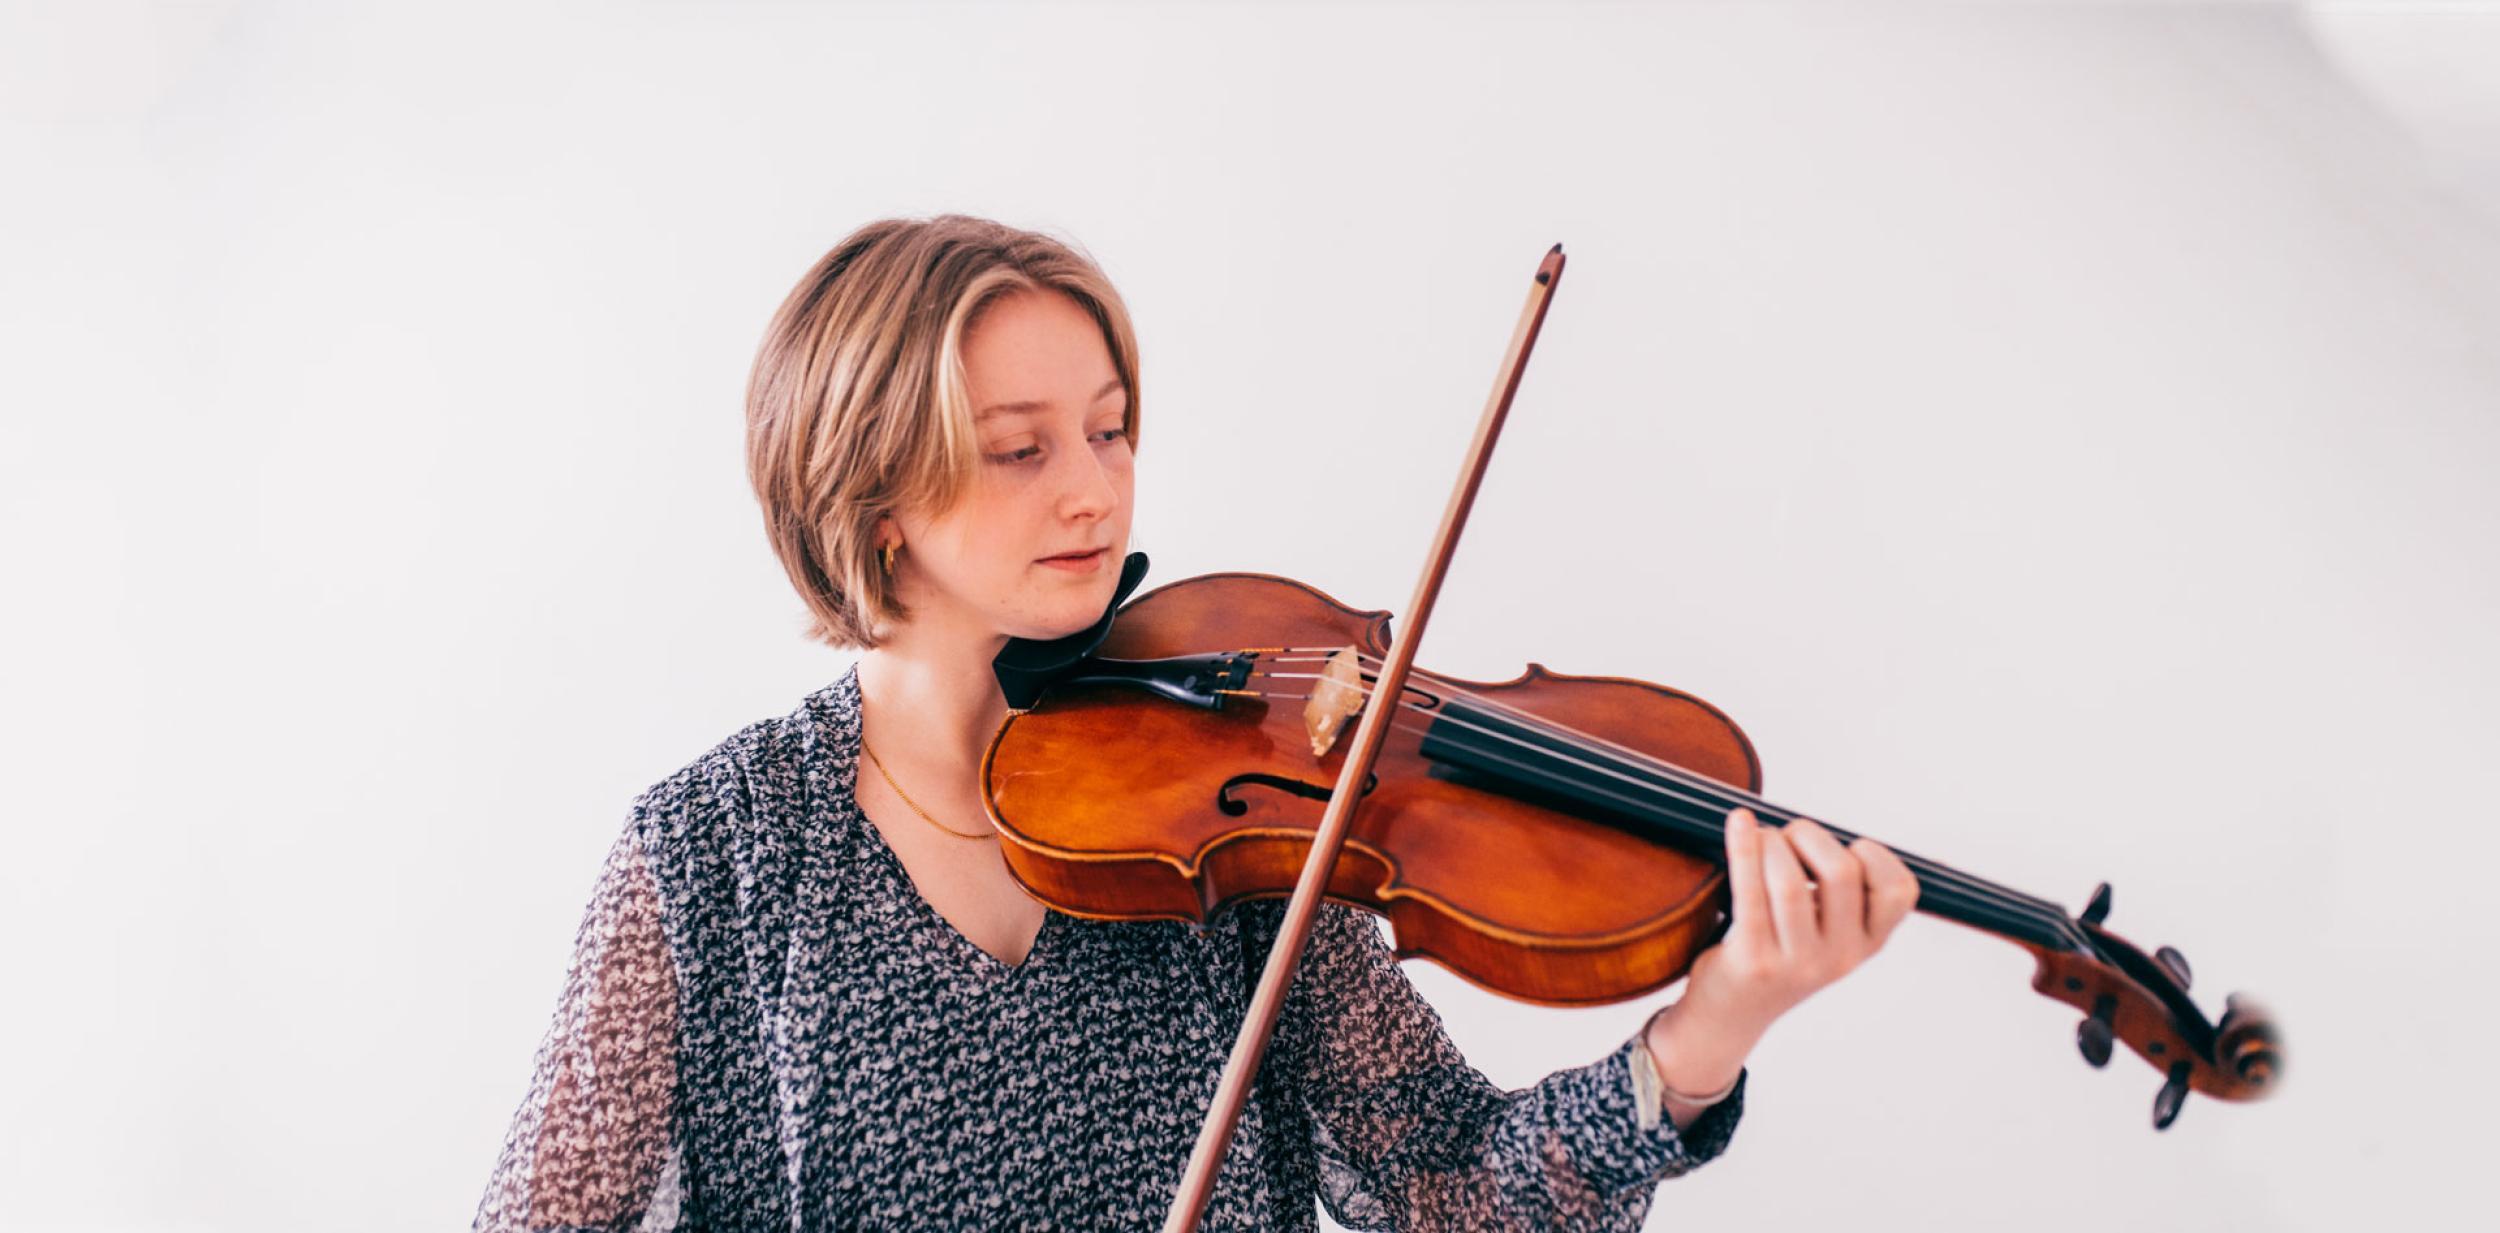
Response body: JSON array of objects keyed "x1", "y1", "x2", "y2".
[
  {"x1": 1242, "y1": 654, "x2": 2088, "y2": 950},
  {"x1": 1250, "y1": 675, "x2": 2090, "y2": 950},
  {"x1": 1246, "y1": 657, "x2": 1989, "y2": 892},
  {"x1": 1252, "y1": 649, "x2": 2069, "y2": 914}
]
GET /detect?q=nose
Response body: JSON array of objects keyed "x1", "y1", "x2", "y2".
[{"x1": 1052, "y1": 435, "x2": 1122, "y2": 522}]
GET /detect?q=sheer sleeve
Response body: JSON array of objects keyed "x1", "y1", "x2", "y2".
[
  {"x1": 474, "y1": 816, "x2": 689, "y2": 1232},
  {"x1": 1262, "y1": 902, "x2": 1746, "y2": 1231}
]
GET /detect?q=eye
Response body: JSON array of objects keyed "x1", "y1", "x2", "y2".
[{"x1": 987, "y1": 429, "x2": 1125, "y2": 466}]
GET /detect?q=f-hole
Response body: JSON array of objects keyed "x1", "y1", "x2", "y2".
[{"x1": 1218, "y1": 771, "x2": 1380, "y2": 816}]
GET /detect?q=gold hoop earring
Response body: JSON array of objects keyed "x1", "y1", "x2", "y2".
[{"x1": 881, "y1": 541, "x2": 899, "y2": 575}]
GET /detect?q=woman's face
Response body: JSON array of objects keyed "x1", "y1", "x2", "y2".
[{"x1": 886, "y1": 288, "x2": 1135, "y2": 646}]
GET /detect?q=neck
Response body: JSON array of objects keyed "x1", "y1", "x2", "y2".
[{"x1": 857, "y1": 628, "x2": 1015, "y2": 780}]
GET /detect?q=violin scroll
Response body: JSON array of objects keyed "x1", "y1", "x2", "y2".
[
  {"x1": 2022, "y1": 903, "x2": 2284, "y2": 1130},
  {"x1": 2215, "y1": 992, "x2": 2283, "y2": 1090}
]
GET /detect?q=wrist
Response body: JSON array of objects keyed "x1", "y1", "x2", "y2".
[{"x1": 1643, "y1": 998, "x2": 1761, "y2": 1100}]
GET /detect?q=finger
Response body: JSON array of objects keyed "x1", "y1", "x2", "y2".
[
  {"x1": 1785, "y1": 818, "x2": 1866, "y2": 950},
  {"x1": 1721, "y1": 808, "x2": 1775, "y2": 951},
  {"x1": 1851, "y1": 837, "x2": 1921, "y2": 943},
  {"x1": 1758, "y1": 819, "x2": 1818, "y2": 956}
]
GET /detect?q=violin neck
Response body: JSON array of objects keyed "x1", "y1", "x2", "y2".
[{"x1": 1420, "y1": 696, "x2": 2088, "y2": 953}]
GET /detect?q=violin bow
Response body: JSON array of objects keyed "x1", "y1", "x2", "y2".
[{"x1": 1159, "y1": 244, "x2": 1568, "y2": 1232}]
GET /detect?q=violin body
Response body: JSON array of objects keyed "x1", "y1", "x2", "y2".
[{"x1": 988, "y1": 569, "x2": 1762, "y2": 1006}]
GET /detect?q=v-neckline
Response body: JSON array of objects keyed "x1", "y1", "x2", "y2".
[
  {"x1": 849, "y1": 782, "x2": 1062, "y2": 976},
  {"x1": 819, "y1": 662, "x2": 1062, "y2": 976}
]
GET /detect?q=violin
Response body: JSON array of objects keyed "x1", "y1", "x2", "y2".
[{"x1": 977, "y1": 247, "x2": 2283, "y2": 1232}]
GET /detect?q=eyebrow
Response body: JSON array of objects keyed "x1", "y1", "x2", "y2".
[{"x1": 975, "y1": 377, "x2": 1127, "y2": 422}]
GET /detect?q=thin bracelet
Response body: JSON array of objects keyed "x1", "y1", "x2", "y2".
[{"x1": 1638, "y1": 1035, "x2": 1740, "y2": 1108}]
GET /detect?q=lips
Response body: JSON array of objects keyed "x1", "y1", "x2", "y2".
[{"x1": 1040, "y1": 548, "x2": 1107, "y2": 562}]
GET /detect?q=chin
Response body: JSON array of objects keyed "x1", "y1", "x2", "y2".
[{"x1": 1006, "y1": 599, "x2": 1111, "y2": 644}]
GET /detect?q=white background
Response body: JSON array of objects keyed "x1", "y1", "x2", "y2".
[{"x1": 3, "y1": 2, "x2": 2494, "y2": 1229}]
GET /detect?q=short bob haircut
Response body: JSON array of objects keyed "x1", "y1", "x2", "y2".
[{"x1": 745, "y1": 215, "x2": 1143, "y2": 650}]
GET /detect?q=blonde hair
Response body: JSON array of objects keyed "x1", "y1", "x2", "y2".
[{"x1": 745, "y1": 215, "x2": 1143, "y2": 650}]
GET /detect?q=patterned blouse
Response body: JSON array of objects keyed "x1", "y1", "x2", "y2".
[{"x1": 472, "y1": 663, "x2": 1746, "y2": 1231}]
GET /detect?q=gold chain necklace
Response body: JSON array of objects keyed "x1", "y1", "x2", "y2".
[{"x1": 861, "y1": 733, "x2": 997, "y2": 841}]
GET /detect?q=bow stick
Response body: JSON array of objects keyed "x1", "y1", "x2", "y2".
[{"x1": 1160, "y1": 243, "x2": 1569, "y2": 1231}]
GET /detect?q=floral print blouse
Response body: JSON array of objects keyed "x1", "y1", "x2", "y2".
[{"x1": 473, "y1": 663, "x2": 1745, "y2": 1230}]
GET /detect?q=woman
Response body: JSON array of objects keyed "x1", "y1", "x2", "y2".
[{"x1": 472, "y1": 215, "x2": 1920, "y2": 1231}]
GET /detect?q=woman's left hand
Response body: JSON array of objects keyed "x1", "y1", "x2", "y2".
[{"x1": 1643, "y1": 807, "x2": 1921, "y2": 1102}]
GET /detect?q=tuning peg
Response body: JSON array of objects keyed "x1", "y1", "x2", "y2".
[
  {"x1": 2076, "y1": 994, "x2": 2116, "y2": 1068},
  {"x1": 2153, "y1": 1060, "x2": 2192, "y2": 1130},
  {"x1": 2220, "y1": 991, "x2": 2254, "y2": 1037},
  {"x1": 2081, "y1": 881, "x2": 2112, "y2": 927},
  {"x1": 2155, "y1": 945, "x2": 2192, "y2": 990}
]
